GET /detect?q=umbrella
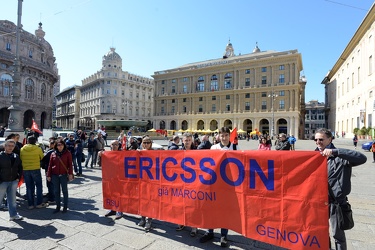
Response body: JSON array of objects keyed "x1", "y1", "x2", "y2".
[
  {"x1": 147, "y1": 128, "x2": 156, "y2": 132},
  {"x1": 250, "y1": 130, "x2": 261, "y2": 135},
  {"x1": 237, "y1": 129, "x2": 247, "y2": 133}
]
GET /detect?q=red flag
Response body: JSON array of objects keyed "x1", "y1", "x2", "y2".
[
  {"x1": 121, "y1": 135, "x2": 127, "y2": 150},
  {"x1": 31, "y1": 119, "x2": 43, "y2": 135},
  {"x1": 17, "y1": 174, "x2": 24, "y2": 188},
  {"x1": 230, "y1": 127, "x2": 238, "y2": 144}
]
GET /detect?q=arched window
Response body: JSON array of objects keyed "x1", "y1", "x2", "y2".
[
  {"x1": 210, "y1": 74, "x2": 218, "y2": 91},
  {"x1": 25, "y1": 78, "x2": 34, "y2": 99},
  {"x1": 197, "y1": 76, "x2": 205, "y2": 92},
  {"x1": 224, "y1": 73, "x2": 232, "y2": 89}
]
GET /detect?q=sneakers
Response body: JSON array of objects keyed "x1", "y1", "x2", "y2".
[
  {"x1": 36, "y1": 203, "x2": 48, "y2": 208},
  {"x1": 114, "y1": 212, "x2": 123, "y2": 220},
  {"x1": 105, "y1": 210, "x2": 116, "y2": 217},
  {"x1": 176, "y1": 225, "x2": 185, "y2": 231},
  {"x1": 190, "y1": 227, "x2": 197, "y2": 237},
  {"x1": 144, "y1": 219, "x2": 152, "y2": 232},
  {"x1": 220, "y1": 236, "x2": 228, "y2": 247},
  {"x1": 199, "y1": 232, "x2": 214, "y2": 243},
  {"x1": 9, "y1": 214, "x2": 23, "y2": 221},
  {"x1": 137, "y1": 217, "x2": 146, "y2": 227}
]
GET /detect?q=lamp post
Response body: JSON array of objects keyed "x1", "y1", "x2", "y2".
[
  {"x1": 268, "y1": 91, "x2": 278, "y2": 139},
  {"x1": 7, "y1": 0, "x2": 23, "y2": 132}
]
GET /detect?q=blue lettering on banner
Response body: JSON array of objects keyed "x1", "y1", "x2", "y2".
[
  {"x1": 124, "y1": 156, "x2": 275, "y2": 191},
  {"x1": 256, "y1": 224, "x2": 320, "y2": 248}
]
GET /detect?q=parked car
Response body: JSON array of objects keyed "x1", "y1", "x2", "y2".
[{"x1": 361, "y1": 141, "x2": 374, "y2": 151}]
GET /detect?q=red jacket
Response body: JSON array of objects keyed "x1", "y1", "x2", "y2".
[{"x1": 47, "y1": 150, "x2": 73, "y2": 177}]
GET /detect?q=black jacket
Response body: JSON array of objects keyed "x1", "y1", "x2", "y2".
[
  {"x1": 0, "y1": 151, "x2": 23, "y2": 182},
  {"x1": 316, "y1": 143, "x2": 367, "y2": 203}
]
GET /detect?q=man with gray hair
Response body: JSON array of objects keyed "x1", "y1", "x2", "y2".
[{"x1": 0, "y1": 139, "x2": 23, "y2": 220}]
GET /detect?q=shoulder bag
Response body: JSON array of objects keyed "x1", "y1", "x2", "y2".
[
  {"x1": 328, "y1": 185, "x2": 354, "y2": 230},
  {"x1": 56, "y1": 154, "x2": 74, "y2": 182}
]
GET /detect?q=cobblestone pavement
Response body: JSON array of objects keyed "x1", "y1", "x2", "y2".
[{"x1": 0, "y1": 138, "x2": 374, "y2": 249}]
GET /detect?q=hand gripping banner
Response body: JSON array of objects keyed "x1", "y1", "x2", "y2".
[{"x1": 102, "y1": 150, "x2": 328, "y2": 249}]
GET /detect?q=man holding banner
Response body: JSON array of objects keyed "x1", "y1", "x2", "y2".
[
  {"x1": 314, "y1": 128, "x2": 366, "y2": 250},
  {"x1": 199, "y1": 127, "x2": 238, "y2": 247}
]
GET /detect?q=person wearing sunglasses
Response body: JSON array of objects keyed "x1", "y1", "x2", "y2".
[
  {"x1": 175, "y1": 132, "x2": 198, "y2": 236},
  {"x1": 137, "y1": 136, "x2": 153, "y2": 232},
  {"x1": 314, "y1": 128, "x2": 366, "y2": 250}
]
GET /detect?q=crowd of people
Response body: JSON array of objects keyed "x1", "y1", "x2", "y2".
[{"x1": 0, "y1": 126, "x2": 368, "y2": 249}]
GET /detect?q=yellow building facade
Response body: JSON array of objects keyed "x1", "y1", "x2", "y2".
[{"x1": 153, "y1": 43, "x2": 306, "y2": 139}]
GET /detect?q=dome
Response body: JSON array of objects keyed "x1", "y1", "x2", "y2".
[{"x1": 102, "y1": 47, "x2": 122, "y2": 69}]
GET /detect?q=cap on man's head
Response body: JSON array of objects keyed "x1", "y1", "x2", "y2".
[{"x1": 173, "y1": 135, "x2": 179, "y2": 140}]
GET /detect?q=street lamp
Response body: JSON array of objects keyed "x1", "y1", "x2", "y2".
[
  {"x1": 268, "y1": 91, "x2": 278, "y2": 139},
  {"x1": 7, "y1": 0, "x2": 23, "y2": 132}
]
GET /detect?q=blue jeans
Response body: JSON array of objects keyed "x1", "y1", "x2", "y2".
[
  {"x1": 45, "y1": 170, "x2": 55, "y2": 202},
  {"x1": 85, "y1": 151, "x2": 94, "y2": 168},
  {"x1": 208, "y1": 228, "x2": 228, "y2": 237},
  {"x1": 23, "y1": 169, "x2": 43, "y2": 206},
  {"x1": 72, "y1": 155, "x2": 77, "y2": 173},
  {"x1": 52, "y1": 174, "x2": 69, "y2": 209},
  {"x1": 75, "y1": 154, "x2": 82, "y2": 174},
  {"x1": 0, "y1": 180, "x2": 19, "y2": 217}
]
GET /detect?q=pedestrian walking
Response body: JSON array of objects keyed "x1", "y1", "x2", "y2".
[{"x1": 353, "y1": 135, "x2": 358, "y2": 150}]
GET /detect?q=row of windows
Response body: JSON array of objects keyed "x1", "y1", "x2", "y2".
[
  {"x1": 159, "y1": 100, "x2": 286, "y2": 114},
  {"x1": 159, "y1": 91, "x2": 286, "y2": 103},
  {"x1": 161, "y1": 65, "x2": 286, "y2": 84},
  {"x1": 160, "y1": 75, "x2": 286, "y2": 94}
]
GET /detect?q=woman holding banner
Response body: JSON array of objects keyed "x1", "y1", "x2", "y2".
[
  {"x1": 175, "y1": 132, "x2": 198, "y2": 237},
  {"x1": 137, "y1": 136, "x2": 153, "y2": 232}
]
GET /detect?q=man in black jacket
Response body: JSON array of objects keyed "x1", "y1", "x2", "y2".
[
  {"x1": 41, "y1": 139, "x2": 55, "y2": 203},
  {"x1": 0, "y1": 139, "x2": 23, "y2": 220},
  {"x1": 314, "y1": 128, "x2": 367, "y2": 250}
]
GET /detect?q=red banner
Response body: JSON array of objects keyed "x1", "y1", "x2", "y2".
[{"x1": 102, "y1": 150, "x2": 328, "y2": 249}]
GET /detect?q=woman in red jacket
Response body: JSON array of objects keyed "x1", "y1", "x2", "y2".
[{"x1": 47, "y1": 138, "x2": 73, "y2": 213}]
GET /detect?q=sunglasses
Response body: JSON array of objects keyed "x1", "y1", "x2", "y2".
[
  {"x1": 57, "y1": 143, "x2": 63, "y2": 146},
  {"x1": 143, "y1": 141, "x2": 151, "y2": 144},
  {"x1": 314, "y1": 138, "x2": 325, "y2": 142},
  {"x1": 112, "y1": 144, "x2": 119, "y2": 146}
]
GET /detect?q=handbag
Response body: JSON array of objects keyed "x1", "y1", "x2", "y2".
[
  {"x1": 329, "y1": 185, "x2": 354, "y2": 230},
  {"x1": 81, "y1": 153, "x2": 85, "y2": 162},
  {"x1": 56, "y1": 154, "x2": 74, "y2": 182}
]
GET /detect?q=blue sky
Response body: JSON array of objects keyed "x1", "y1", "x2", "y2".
[{"x1": 2, "y1": 0, "x2": 374, "y2": 102}]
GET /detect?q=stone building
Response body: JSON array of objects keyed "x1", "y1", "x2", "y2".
[
  {"x1": 80, "y1": 48, "x2": 154, "y2": 131},
  {"x1": 304, "y1": 100, "x2": 325, "y2": 139},
  {"x1": 322, "y1": 3, "x2": 375, "y2": 138},
  {"x1": 152, "y1": 42, "x2": 306, "y2": 139},
  {"x1": 0, "y1": 21, "x2": 58, "y2": 129},
  {"x1": 55, "y1": 85, "x2": 80, "y2": 130}
]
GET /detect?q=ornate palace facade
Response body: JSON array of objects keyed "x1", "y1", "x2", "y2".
[
  {"x1": 0, "y1": 20, "x2": 58, "y2": 129},
  {"x1": 153, "y1": 42, "x2": 306, "y2": 139}
]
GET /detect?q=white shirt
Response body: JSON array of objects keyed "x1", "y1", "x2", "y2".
[{"x1": 210, "y1": 142, "x2": 239, "y2": 150}]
